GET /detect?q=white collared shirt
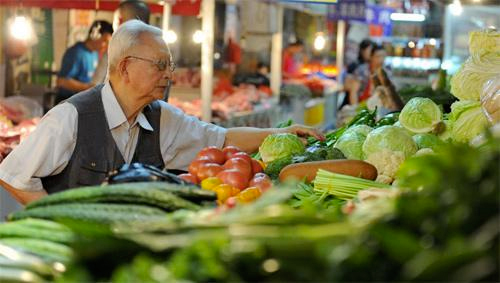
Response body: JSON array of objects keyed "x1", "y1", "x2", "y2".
[{"x1": 0, "y1": 82, "x2": 227, "y2": 192}]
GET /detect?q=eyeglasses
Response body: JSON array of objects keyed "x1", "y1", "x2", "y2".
[{"x1": 125, "y1": 55, "x2": 176, "y2": 73}]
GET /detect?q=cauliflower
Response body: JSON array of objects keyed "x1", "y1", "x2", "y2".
[{"x1": 365, "y1": 149, "x2": 406, "y2": 184}]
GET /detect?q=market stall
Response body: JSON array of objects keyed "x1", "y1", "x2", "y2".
[{"x1": 0, "y1": 26, "x2": 499, "y2": 282}]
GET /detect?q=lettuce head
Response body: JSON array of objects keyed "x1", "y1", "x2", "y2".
[
  {"x1": 363, "y1": 126, "x2": 418, "y2": 159},
  {"x1": 259, "y1": 133, "x2": 305, "y2": 163}
]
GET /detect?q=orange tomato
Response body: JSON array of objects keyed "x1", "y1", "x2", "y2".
[
  {"x1": 237, "y1": 187, "x2": 262, "y2": 203},
  {"x1": 213, "y1": 183, "x2": 233, "y2": 204}
]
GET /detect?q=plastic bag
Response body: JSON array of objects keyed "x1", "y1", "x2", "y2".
[{"x1": 481, "y1": 75, "x2": 500, "y2": 123}]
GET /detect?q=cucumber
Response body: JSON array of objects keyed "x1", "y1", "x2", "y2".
[
  {"x1": 0, "y1": 243, "x2": 57, "y2": 276},
  {"x1": 0, "y1": 266, "x2": 45, "y2": 283},
  {"x1": 0, "y1": 238, "x2": 73, "y2": 263},
  {"x1": 25, "y1": 183, "x2": 205, "y2": 211},
  {"x1": 0, "y1": 220, "x2": 76, "y2": 244},
  {"x1": 8, "y1": 203, "x2": 166, "y2": 224}
]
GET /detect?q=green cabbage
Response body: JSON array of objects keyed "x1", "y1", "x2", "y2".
[
  {"x1": 412, "y1": 133, "x2": 445, "y2": 151},
  {"x1": 334, "y1": 132, "x2": 367, "y2": 160},
  {"x1": 259, "y1": 133, "x2": 305, "y2": 164},
  {"x1": 334, "y1": 125, "x2": 372, "y2": 160},
  {"x1": 449, "y1": 101, "x2": 491, "y2": 143},
  {"x1": 362, "y1": 126, "x2": 418, "y2": 159},
  {"x1": 344, "y1": 125, "x2": 373, "y2": 137}
]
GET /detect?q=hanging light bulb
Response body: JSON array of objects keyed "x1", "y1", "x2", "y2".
[
  {"x1": 313, "y1": 33, "x2": 326, "y2": 51},
  {"x1": 10, "y1": 16, "x2": 33, "y2": 41},
  {"x1": 192, "y1": 30, "x2": 205, "y2": 44},
  {"x1": 449, "y1": 0, "x2": 463, "y2": 16},
  {"x1": 164, "y1": 30, "x2": 177, "y2": 44}
]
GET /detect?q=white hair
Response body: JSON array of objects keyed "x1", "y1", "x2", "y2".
[{"x1": 107, "y1": 19, "x2": 164, "y2": 73}]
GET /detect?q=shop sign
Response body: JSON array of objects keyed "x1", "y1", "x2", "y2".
[
  {"x1": 328, "y1": 0, "x2": 367, "y2": 22},
  {"x1": 278, "y1": 0, "x2": 338, "y2": 4}
]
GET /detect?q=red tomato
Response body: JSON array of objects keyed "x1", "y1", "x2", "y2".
[
  {"x1": 225, "y1": 196, "x2": 238, "y2": 208},
  {"x1": 232, "y1": 152, "x2": 252, "y2": 165},
  {"x1": 197, "y1": 146, "x2": 225, "y2": 164},
  {"x1": 222, "y1": 146, "x2": 241, "y2": 160},
  {"x1": 249, "y1": 173, "x2": 272, "y2": 192},
  {"x1": 197, "y1": 163, "x2": 223, "y2": 180},
  {"x1": 188, "y1": 157, "x2": 211, "y2": 176},
  {"x1": 251, "y1": 159, "x2": 263, "y2": 174},
  {"x1": 216, "y1": 170, "x2": 248, "y2": 190},
  {"x1": 179, "y1": 173, "x2": 199, "y2": 184},
  {"x1": 223, "y1": 157, "x2": 252, "y2": 180}
]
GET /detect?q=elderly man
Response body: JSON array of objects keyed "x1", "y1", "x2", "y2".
[{"x1": 0, "y1": 20, "x2": 323, "y2": 205}]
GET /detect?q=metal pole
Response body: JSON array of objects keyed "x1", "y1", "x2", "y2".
[
  {"x1": 201, "y1": 0, "x2": 215, "y2": 122},
  {"x1": 162, "y1": 2, "x2": 171, "y2": 35},
  {"x1": 336, "y1": 20, "x2": 346, "y2": 82},
  {"x1": 270, "y1": 3, "x2": 284, "y2": 100}
]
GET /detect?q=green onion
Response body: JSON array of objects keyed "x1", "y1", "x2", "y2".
[{"x1": 313, "y1": 169, "x2": 391, "y2": 200}]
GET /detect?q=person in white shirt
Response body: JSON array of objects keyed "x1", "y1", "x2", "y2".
[{"x1": 0, "y1": 20, "x2": 323, "y2": 205}]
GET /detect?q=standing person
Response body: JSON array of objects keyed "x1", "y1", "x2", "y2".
[
  {"x1": 282, "y1": 39, "x2": 304, "y2": 80},
  {"x1": 347, "y1": 39, "x2": 374, "y2": 74},
  {"x1": 92, "y1": 0, "x2": 151, "y2": 84},
  {"x1": 0, "y1": 20, "x2": 324, "y2": 205},
  {"x1": 55, "y1": 20, "x2": 113, "y2": 104}
]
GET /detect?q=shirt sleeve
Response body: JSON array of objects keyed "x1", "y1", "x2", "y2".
[
  {"x1": 159, "y1": 102, "x2": 227, "y2": 171},
  {"x1": 58, "y1": 46, "x2": 80, "y2": 79},
  {"x1": 0, "y1": 103, "x2": 78, "y2": 191}
]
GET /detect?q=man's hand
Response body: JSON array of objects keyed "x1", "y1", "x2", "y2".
[
  {"x1": 278, "y1": 124, "x2": 325, "y2": 144},
  {"x1": 0, "y1": 179, "x2": 47, "y2": 205}
]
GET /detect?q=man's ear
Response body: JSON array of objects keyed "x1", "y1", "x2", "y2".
[{"x1": 117, "y1": 59, "x2": 130, "y2": 82}]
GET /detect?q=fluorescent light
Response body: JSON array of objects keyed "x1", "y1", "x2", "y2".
[
  {"x1": 10, "y1": 16, "x2": 33, "y2": 40},
  {"x1": 390, "y1": 13, "x2": 426, "y2": 22},
  {"x1": 450, "y1": 0, "x2": 463, "y2": 16},
  {"x1": 163, "y1": 30, "x2": 177, "y2": 44},
  {"x1": 192, "y1": 30, "x2": 204, "y2": 44},
  {"x1": 313, "y1": 33, "x2": 326, "y2": 51}
]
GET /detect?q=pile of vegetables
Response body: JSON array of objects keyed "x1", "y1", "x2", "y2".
[{"x1": 182, "y1": 146, "x2": 272, "y2": 205}]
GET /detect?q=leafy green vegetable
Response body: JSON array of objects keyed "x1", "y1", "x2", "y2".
[
  {"x1": 412, "y1": 133, "x2": 445, "y2": 151},
  {"x1": 264, "y1": 155, "x2": 293, "y2": 179},
  {"x1": 449, "y1": 100, "x2": 491, "y2": 143},
  {"x1": 259, "y1": 133, "x2": 305, "y2": 164},
  {"x1": 399, "y1": 97, "x2": 442, "y2": 133},
  {"x1": 334, "y1": 132, "x2": 367, "y2": 160},
  {"x1": 375, "y1": 112, "x2": 400, "y2": 127},
  {"x1": 362, "y1": 126, "x2": 418, "y2": 159}
]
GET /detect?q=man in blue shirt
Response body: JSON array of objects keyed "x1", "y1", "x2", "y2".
[{"x1": 56, "y1": 20, "x2": 113, "y2": 104}]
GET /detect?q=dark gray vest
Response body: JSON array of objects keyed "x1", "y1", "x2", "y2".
[{"x1": 41, "y1": 85, "x2": 164, "y2": 194}]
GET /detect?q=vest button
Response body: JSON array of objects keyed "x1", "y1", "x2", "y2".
[{"x1": 91, "y1": 162, "x2": 96, "y2": 167}]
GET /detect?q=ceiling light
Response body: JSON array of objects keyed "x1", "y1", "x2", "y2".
[
  {"x1": 164, "y1": 30, "x2": 177, "y2": 44},
  {"x1": 192, "y1": 30, "x2": 204, "y2": 44},
  {"x1": 10, "y1": 16, "x2": 33, "y2": 41},
  {"x1": 450, "y1": 0, "x2": 463, "y2": 16},
  {"x1": 313, "y1": 33, "x2": 326, "y2": 51}
]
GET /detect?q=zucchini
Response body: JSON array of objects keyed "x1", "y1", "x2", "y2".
[
  {"x1": 26, "y1": 183, "x2": 205, "y2": 211},
  {"x1": 0, "y1": 238, "x2": 73, "y2": 263}
]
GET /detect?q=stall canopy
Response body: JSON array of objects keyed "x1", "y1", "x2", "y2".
[{"x1": 0, "y1": 0, "x2": 201, "y2": 16}]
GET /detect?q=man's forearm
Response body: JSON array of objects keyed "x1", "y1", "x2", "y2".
[
  {"x1": 0, "y1": 179, "x2": 47, "y2": 205},
  {"x1": 56, "y1": 77, "x2": 93, "y2": 92}
]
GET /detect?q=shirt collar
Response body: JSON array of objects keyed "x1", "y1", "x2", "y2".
[{"x1": 102, "y1": 81, "x2": 154, "y2": 132}]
